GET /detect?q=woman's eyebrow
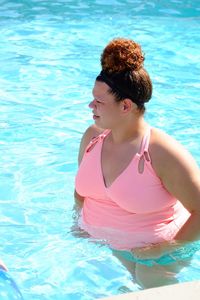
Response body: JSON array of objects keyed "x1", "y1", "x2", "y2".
[{"x1": 92, "y1": 92, "x2": 104, "y2": 102}]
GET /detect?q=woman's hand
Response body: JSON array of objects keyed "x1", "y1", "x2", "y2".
[
  {"x1": 0, "y1": 259, "x2": 8, "y2": 272},
  {"x1": 132, "y1": 240, "x2": 184, "y2": 260}
]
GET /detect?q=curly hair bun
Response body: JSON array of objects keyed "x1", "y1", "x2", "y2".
[{"x1": 101, "y1": 38, "x2": 144, "y2": 73}]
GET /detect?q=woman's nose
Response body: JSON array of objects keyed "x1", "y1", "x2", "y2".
[{"x1": 89, "y1": 99, "x2": 95, "y2": 109}]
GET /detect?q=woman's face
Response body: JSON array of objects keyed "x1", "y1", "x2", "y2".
[{"x1": 89, "y1": 81, "x2": 122, "y2": 129}]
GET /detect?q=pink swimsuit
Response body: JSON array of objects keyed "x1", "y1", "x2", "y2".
[{"x1": 75, "y1": 128, "x2": 190, "y2": 250}]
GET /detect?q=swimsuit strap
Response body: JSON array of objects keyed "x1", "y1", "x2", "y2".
[
  {"x1": 86, "y1": 129, "x2": 110, "y2": 153},
  {"x1": 139, "y1": 126, "x2": 151, "y2": 161}
]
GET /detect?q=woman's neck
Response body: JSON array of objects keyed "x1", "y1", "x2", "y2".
[{"x1": 109, "y1": 117, "x2": 147, "y2": 145}]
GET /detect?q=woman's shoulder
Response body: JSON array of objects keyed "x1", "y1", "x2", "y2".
[
  {"x1": 78, "y1": 124, "x2": 105, "y2": 165},
  {"x1": 150, "y1": 127, "x2": 189, "y2": 156},
  {"x1": 150, "y1": 127, "x2": 179, "y2": 147},
  {"x1": 81, "y1": 124, "x2": 105, "y2": 147},
  {"x1": 149, "y1": 127, "x2": 198, "y2": 177},
  {"x1": 84, "y1": 124, "x2": 105, "y2": 139}
]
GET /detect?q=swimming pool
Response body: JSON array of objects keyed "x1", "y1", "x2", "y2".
[{"x1": 0, "y1": 0, "x2": 200, "y2": 299}]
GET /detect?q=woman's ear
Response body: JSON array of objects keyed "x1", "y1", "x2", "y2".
[{"x1": 121, "y1": 99, "x2": 137, "y2": 112}]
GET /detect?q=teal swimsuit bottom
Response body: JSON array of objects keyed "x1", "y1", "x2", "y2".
[{"x1": 113, "y1": 241, "x2": 200, "y2": 267}]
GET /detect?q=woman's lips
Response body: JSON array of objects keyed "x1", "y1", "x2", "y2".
[
  {"x1": 92, "y1": 111, "x2": 100, "y2": 120},
  {"x1": 93, "y1": 114, "x2": 100, "y2": 120}
]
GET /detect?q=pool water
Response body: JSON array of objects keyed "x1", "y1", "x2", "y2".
[{"x1": 0, "y1": 0, "x2": 200, "y2": 299}]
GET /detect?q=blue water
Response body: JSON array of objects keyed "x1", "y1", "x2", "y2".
[
  {"x1": 0, "y1": 0, "x2": 200, "y2": 299},
  {"x1": 0, "y1": 270, "x2": 24, "y2": 300}
]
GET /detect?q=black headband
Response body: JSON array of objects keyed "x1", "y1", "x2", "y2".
[{"x1": 96, "y1": 70, "x2": 144, "y2": 107}]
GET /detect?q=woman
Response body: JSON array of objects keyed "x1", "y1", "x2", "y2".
[{"x1": 75, "y1": 38, "x2": 200, "y2": 288}]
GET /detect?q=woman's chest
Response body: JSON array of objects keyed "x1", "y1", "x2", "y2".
[
  {"x1": 101, "y1": 142, "x2": 139, "y2": 188},
  {"x1": 76, "y1": 143, "x2": 175, "y2": 214}
]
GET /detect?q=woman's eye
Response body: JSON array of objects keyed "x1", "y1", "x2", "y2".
[{"x1": 95, "y1": 99, "x2": 101, "y2": 104}]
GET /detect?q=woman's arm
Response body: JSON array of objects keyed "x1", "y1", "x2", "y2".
[
  {"x1": 74, "y1": 124, "x2": 104, "y2": 205},
  {"x1": 133, "y1": 129, "x2": 200, "y2": 260},
  {"x1": 150, "y1": 128, "x2": 200, "y2": 243}
]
